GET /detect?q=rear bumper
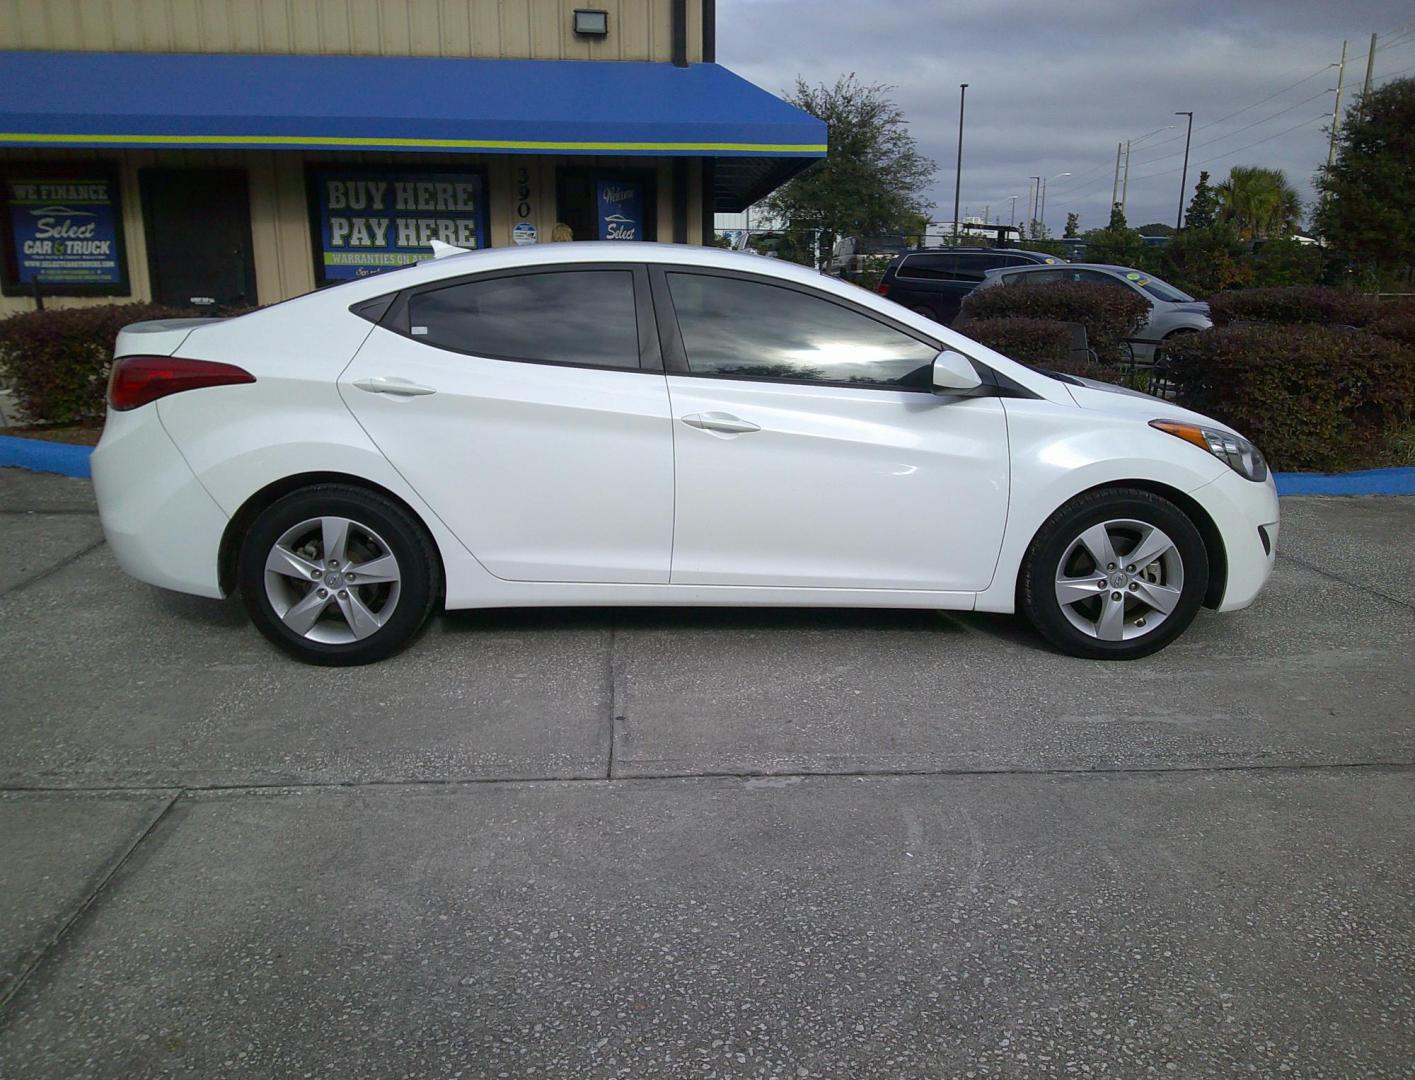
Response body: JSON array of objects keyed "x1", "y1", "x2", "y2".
[
  {"x1": 1192, "y1": 467, "x2": 1280, "y2": 612},
  {"x1": 90, "y1": 406, "x2": 228, "y2": 598}
]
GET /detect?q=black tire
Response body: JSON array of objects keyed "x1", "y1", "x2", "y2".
[
  {"x1": 237, "y1": 483, "x2": 440, "y2": 666},
  {"x1": 1019, "y1": 487, "x2": 1208, "y2": 660}
]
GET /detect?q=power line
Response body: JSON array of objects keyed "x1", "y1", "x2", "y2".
[
  {"x1": 1130, "y1": 114, "x2": 1329, "y2": 183},
  {"x1": 1046, "y1": 57, "x2": 1338, "y2": 201},
  {"x1": 1123, "y1": 88, "x2": 1331, "y2": 170}
]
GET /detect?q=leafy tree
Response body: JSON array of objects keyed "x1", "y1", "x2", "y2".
[
  {"x1": 1216, "y1": 166, "x2": 1302, "y2": 240},
  {"x1": 763, "y1": 75, "x2": 936, "y2": 268},
  {"x1": 1082, "y1": 205, "x2": 1147, "y2": 268},
  {"x1": 1159, "y1": 223, "x2": 1253, "y2": 297},
  {"x1": 1183, "y1": 171, "x2": 1219, "y2": 229},
  {"x1": 1063, "y1": 212, "x2": 1080, "y2": 238},
  {"x1": 1314, "y1": 77, "x2": 1415, "y2": 286},
  {"x1": 1134, "y1": 222, "x2": 1176, "y2": 237}
]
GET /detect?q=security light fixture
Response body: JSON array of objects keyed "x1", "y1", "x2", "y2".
[{"x1": 573, "y1": 9, "x2": 608, "y2": 36}]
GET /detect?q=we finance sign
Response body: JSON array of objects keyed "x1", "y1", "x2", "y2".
[
  {"x1": 2, "y1": 167, "x2": 128, "y2": 296},
  {"x1": 312, "y1": 169, "x2": 488, "y2": 282}
]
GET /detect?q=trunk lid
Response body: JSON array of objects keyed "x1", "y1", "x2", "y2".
[{"x1": 114, "y1": 318, "x2": 225, "y2": 358}]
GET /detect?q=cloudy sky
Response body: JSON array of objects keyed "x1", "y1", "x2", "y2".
[{"x1": 717, "y1": 0, "x2": 1414, "y2": 233}]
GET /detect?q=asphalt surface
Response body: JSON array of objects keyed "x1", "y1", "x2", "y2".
[{"x1": 1, "y1": 466, "x2": 1412, "y2": 1077}]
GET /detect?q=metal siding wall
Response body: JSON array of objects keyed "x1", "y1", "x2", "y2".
[{"x1": 0, "y1": 0, "x2": 686, "y2": 59}]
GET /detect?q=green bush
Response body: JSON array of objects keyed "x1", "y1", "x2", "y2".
[
  {"x1": 961, "y1": 316, "x2": 1120, "y2": 382},
  {"x1": 959, "y1": 317, "x2": 1070, "y2": 366},
  {"x1": 0, "y1": 303, "x2": 197, "y2": 423},
  {"x1": 1166, "y1": 325, "x2": 1415, "y2": 470},
  {"x1": 1250, "y1": 237, "x2": 1326, "y2": 287},
  {"x1": 1370, "y1": 309, "x2": 1415, "y2": 348},
  {"x1": 1157, "y1": 224, "x2": 1253, "y2": 298},
  {"x1": 958, "y1": 281, "x2": 1150, "y2": 363},
  {"x1": 1208, "y1": 286, "x2": 1383, "y2": 328}
]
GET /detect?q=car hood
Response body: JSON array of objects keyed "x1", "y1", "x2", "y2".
[
  {"x1": 1064, "y1": 376, "x2": 1237, "y2": 435},
  {"x1": 1169, "y1": 301, "x2": 1210, "y2": 316}
]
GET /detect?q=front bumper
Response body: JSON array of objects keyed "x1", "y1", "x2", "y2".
[
  {"x1": 1191, "y1": 467, "x2": 1279, "y2": 611},
  {"x1": 91, "y1": 406, "x2": 229, "y2": 599}
]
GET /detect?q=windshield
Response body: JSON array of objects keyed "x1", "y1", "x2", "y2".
[{"x1": 1120, "y1": 270, "x2": 1193, "y2": 303}]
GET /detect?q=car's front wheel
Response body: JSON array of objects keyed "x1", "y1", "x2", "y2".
[
  {"x1": 237, "y1": 484, "x2": 439, "y2": 665},
  {"x1": 1019, "y1": 487, "x2": 1208, "y2": 660}
]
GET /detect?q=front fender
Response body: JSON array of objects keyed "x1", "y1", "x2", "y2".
[{"x1": 976, "y1": 397, "x2": 1227, "y2": 612}]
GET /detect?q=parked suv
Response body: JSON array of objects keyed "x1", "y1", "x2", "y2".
[
  {"x1": 877, "y1": 248, "x2": 1060, "y2": 325},
  {"x1": 972, "y1": 263, "x2": 1212, "y2": 361}
]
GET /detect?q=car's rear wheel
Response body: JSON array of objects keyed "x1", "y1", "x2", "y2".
[
  {"x1": 237, "y1": 484, "x2": 439, "y2": 665},
  {"x1": 1019, "y1": 487, "x2": 1208, "y2": 660}
]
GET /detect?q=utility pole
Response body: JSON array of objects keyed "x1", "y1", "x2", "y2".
[
  {"x1": 1362, "y1": 33, "x2": 1376, "y2": 108},
  {"x1": 1120, "y1": 140, "x2": 1132, "y2": 212},
  {"x1": 1174, "y1": 111, "x2": 1194, "y2": 230},
  {"x1": 952, "y1": 83, "x2": 968, "y2": 244},
  {"x1": 1008, "y1": 195, "x2": 1018, "y2": 227},
  {"x1": 1111, "y1": 142, "x2": 1123, "y2": 209},
  {"x1": 1039, "y1": 177, "x2": 1047, "y2": 233},
  {"x1": 1327, "y1": 40, "x2": 1348, "y2": 174}
]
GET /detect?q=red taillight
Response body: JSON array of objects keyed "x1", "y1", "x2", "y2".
[
  {"x1": 108, "y1": 356, "x2": 255, "y2": 411},
  {"x1": 876, "y1": 282, "x2": 891, "y2": 296}
]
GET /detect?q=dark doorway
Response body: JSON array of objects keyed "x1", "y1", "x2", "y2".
[
  {"x1": 140, "y1": 168, "x2": 256, "y2": 310},
  {"x1": 555, "y1": 167, "x2": 658, "y2": 243}
]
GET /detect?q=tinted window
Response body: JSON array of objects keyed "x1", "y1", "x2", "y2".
[
  {"x1": 954, "y1": 253, "x2": 1008, "y2": 279},
  {"x1": 898, "y1": 254, "x2": 958, "y2": 281},
  {"x1": 1068, "y1": 269, "x2": 1131, "y2": 288},
  {"x1": 407, "y1": 270, "x2": 639, "y2": 368},
  {"x1": 1003, "y1": 268, "x2": 1065, "y2": 286},
  {"x1": 667, "y1": 273, "x2": 938, "y2": 388}
]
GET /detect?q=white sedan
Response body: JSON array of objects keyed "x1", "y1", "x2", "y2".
[{"x1": 92, "y1": 243, "x2": 1278, "y2": 665}]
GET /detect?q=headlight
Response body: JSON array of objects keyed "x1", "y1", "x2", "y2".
[{"x1": 1150, "y1": 420, "x2": 1268, "y2": 482}]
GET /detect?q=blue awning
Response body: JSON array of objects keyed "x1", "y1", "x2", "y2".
[{"x1": 0, "y1": 51, "x2": 826, "y2": 209}]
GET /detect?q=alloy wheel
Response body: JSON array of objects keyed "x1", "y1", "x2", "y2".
[
  {"x1": 1053, "y1": 518, "x2": 1184, "y2": 642},
  {"x1": 262, "y1": 516, "x2": 402, "y2": 644}
]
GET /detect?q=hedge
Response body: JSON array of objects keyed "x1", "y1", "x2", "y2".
[
  {"x1": 957, "y1": 281, "x2": 1150, "y2": 364},
  {"x1": 1166, "y1": 324, "x2": 1415, "y2": 471},
  {"x1": 1207, "y1": 286, "x2": 1383, "y2": 328},
  {"x1": 0, "y1": 303, "x2": 197, "y2": 423},
  {"x1": 958, "y1": 316, "x2": 1122, "y2": 383}
]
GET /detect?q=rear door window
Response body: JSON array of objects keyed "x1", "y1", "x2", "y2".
[
  {"x1": 405, "y1": 269, "x2": 640, "y2": 368},
  {"x1": 897, "y1": 254, "x2": 959, "y2": 281}
]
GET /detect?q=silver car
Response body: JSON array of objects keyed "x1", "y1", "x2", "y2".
[{"x1": 974, "y1": 263, "x2": 1212, "y2": 361}]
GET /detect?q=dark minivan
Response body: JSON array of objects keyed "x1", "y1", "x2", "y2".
[{"x1": 876, "y1": 248, "x2": 1060, "y2": 325}]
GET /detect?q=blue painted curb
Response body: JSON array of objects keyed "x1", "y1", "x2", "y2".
[
  {"x1": 1275, "y1": 467, "x2": 1415, "y2": 497},
  {"x1": 2, "y1": 433, "x2": 1412, "y2": 495},
  {"x1": 0, "y1": 435, "x2": 93, "y2": 478}
]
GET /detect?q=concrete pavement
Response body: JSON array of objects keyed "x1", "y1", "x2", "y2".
[{"x1": 1, "y1": 468, "x2": 1411, "y2": 1076}]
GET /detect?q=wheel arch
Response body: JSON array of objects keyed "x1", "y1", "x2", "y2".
[
  {"x1": 1018, "y1": 479, "x2": 1228, "y2": 610},
  {"x1": 218, "y1": 472, "x2": 447, "y2": 598}
]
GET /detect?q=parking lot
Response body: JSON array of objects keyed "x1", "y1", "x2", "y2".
[{"x1": 1, "y1": 466, "x2": 1411, "y2": 1076}]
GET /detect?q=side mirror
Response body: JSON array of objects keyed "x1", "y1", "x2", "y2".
[{"x1": 931, "y1": 350, "x2": 986, "y2": 396}]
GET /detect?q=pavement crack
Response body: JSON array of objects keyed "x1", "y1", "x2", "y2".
[
  {"x1": 606, "y1": 619, "x2": 624, "y2": 780},
  {"x1": 0, "y1": 792, "x2": 180, "y2": 1016},
  {"x1": 0, "y1": 538, "x2": 105, "y2": 600},
  {"x1": 2, "y1": 760, "x2": 1410, "y2": 799},
  {"x1": 1279, "y1": 552, "x2": 1413, "y2": 609}
]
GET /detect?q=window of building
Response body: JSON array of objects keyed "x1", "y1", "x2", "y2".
[
  {"x1": 407, "y1": 270, "x2": 640, "y2": 368},
  {"x1": 667, "y1": 273, "x2": 937, "y2": 388}
]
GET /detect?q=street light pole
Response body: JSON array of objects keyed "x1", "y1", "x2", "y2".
[
  {"x1": 1174, "y1": 111, "x2": 1194, "y2": 230},
  {"x1": 1028, "y1": 176, "x2": 1041, "y2": 236},
  {"x1": 1009, "y1": 195, "x2": 1018, "y2": 227},
  {"x1": 952, "y1": 83, "x2": 968, "y2": 244}
]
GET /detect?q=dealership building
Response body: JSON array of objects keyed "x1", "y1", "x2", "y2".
[{"x1": 0, "y1": 0, "x2": 826, "y2": 316}]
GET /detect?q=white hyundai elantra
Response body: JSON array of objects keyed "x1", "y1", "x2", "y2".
[{"x1": 92, "y1": 242, "x2": 1277, "y2": 665}]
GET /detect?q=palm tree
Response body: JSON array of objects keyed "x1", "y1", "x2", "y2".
[{"x1": 1215, "y1": 166, "x2": 1303, "y2": 240}]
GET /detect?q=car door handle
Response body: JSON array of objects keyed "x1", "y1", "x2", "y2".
[
  {"x1": 681, "y1": 412, "x2": 761, "y2": 435},
  {"x1": 352, "y1": 377, "x2": 437, "y2": 397}
]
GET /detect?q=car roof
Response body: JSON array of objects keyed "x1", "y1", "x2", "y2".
[{"x1": 982, "y1": 262, "x2": 1140, "y2": 276}]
